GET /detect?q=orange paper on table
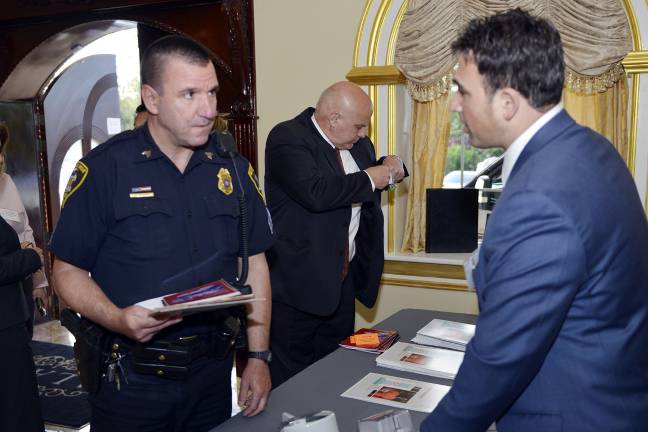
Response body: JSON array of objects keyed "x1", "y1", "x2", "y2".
[{"x1": 351, "y1": 333, "x2": 381, "y2": 347}]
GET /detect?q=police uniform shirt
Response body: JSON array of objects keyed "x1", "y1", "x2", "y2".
[{"x1": 50, "y1": 126, "x2": 273, "y2": 334}]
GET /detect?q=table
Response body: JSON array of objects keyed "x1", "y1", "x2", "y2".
[{"x1": 213, "y1": 309, "x2": 476, "y2": 431}]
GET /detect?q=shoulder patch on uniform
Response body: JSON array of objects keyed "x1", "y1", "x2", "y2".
[
  {"x1": 62, "y1": 161, "x2": 89, "y2": 207},
  {"x1": 247, "y1": 163, "x2": 264, "y2": 201}
]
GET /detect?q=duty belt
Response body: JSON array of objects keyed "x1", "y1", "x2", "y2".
[{"x1": 111, "y1": 316, "x2": 241, "y2": 380}]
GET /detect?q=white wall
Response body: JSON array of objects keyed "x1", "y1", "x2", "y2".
[
  {"x1": 254, "y1": 0, "x2": 366, "y2": 180},
  {"x1": 356, "y1": 285, "x2": 479, "y2": 328}
]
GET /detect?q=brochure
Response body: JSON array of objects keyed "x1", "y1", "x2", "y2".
[
  {"x1": 376, "y1": 342, "x2": 464, "y2": 379},
  {"x1": 411, "y1": 319, "x2": 475, "y2": 351},
  {"x1": 339, "y1": 328, "x2": 399, "y2": 353},
  {"x1": 161, "y1": 279, "x2": 240, "y2": 305},
  {"x1": 341, "y1": 373, "x2": 450, "y2": 413},
  {"x1": 136, "y1": 279, "x2": 263, "y2": 316}
]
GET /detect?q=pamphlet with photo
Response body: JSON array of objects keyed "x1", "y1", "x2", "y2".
[
  {"x1": 341, "y1": 373, "x2": 450, "y2": 413},
  {"x1": 376, "y1": 342, "x2": 464, "y2": 379}
]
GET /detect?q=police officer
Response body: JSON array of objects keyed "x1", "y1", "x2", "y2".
[{"x1": 50, "y1": 36, "x2": 273, "y2": 431}]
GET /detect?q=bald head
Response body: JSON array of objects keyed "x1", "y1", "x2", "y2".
[
  {"x1": 315, "y1": 81, "x2": 371, "y2": 117},
  {"x1": 314, "y1": 81, "x2": 372, "y2": 150}
]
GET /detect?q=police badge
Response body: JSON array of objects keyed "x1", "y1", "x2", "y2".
[{"x1": 217, "y1": 167, "x2": 234, "y2": 195}]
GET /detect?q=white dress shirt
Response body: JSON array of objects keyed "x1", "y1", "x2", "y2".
[
  {"x1": 311, "y1": 115, "x2": 367, "y2": 261},
  {"x1": 501, "y1": 104, "x2": 563, "y2": 186}
]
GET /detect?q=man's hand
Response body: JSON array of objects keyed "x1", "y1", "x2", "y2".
[
  {"x1": 116, "y1": 305, "x2": 182, "y2": 343},
  {"x1": 365, "y1": 164, "x2": 392, "y2": 189},
  {"x1": 238, "y1": 358, "x2": 271, "y2": 417},
  {"x1": 382, "y1": 155, "x2": 405, "y2": 183}
]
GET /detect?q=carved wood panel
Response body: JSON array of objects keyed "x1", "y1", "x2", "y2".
[{"x1": 0, "y1": 0, "x2": 258, "y2": 166}]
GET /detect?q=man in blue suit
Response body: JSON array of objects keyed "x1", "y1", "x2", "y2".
[{"x1": 422, "y1": 9, "x2": 648, "y2": 432}]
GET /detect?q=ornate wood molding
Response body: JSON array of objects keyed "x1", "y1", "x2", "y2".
[{"x1": 222, "y1": 0, "x2": 258, "y2": 168}]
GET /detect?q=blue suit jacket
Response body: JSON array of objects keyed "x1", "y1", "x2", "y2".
[{"x1": 422, "y1": 110, "x2": 648, "y2": 432}]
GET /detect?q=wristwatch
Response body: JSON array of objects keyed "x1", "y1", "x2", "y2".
[{"x1": 248, "y1": 350, "x2": 272, "y2": 363}]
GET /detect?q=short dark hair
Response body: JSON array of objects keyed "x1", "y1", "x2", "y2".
[
  {"x1": 135, "y1": 103, "x2": 147, "y2": 114},
  {"x1": 451, "y1": 8, "x2": 564, "y2": 108},
  {"x1": 140, "y1": 35, "x2": 212, "y2": 90}
]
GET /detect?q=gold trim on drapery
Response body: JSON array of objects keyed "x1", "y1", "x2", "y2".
[
  {"x1": 405, "y1": 71, "x2": 454, "y2": 102},
  {"x1": 565, "y1": 62, "x2": 627, "y2": 94},
  {"x1": 395, "y1": 0, "x2": 632, "y2": 102}
]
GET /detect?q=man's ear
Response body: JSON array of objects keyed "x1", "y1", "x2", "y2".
[
  {"x1": 328, "y1": 111, "x2": 341, "y2": 129},
  {"x1": 141, "y1": 84, "x2": 159, "y2": 115},
  {"x1": 498, "y1": 88, "x2": 519, "y2": 121}
]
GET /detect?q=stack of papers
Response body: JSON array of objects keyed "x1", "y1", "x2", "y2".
[
  {"x1": 339, "y1": 328, "x2": 399, "y2": 354},
  {"x1": 341, "y1": 372, "x2": 450, "y2": 413},
  {"x1": 411, "y1": 319, "x2": 475, "y2": 351},
  {"x1": 376, "y1": 342, "x2": 464, "y2": 379}
]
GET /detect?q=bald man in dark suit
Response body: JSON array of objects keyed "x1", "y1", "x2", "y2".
[{"x1": 265, "y1": 82, "x2": 405, "y2": 387}]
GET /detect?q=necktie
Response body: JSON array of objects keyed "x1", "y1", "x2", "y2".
[{"x1": 335, "y1": 148, "x2": 350, "y2": 280}]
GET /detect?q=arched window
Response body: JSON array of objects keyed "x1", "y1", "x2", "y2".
[{"x1": 347, "y1": 0, "x2": 646, "y2": 290}]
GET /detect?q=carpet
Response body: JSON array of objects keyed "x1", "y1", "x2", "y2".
[{"x1": 31, "y1": 341, "x2": 90, "y2": 430}]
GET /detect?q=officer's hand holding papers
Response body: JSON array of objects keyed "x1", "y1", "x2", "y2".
[{"x1": 117, "y1": 304, "x2": 183, "y2": 343}]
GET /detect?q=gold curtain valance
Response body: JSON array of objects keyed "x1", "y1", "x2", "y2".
[
  {"x1": 395, "y1": 0, "x2": 632, "y2": 102},
  {"x1": 565, "y1": 62, "x2": 627, "y2": 95},
  {"x1": 406, "y1": 72, "x2": 454, "y2": 103}
]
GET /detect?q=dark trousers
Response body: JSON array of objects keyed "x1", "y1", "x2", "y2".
[
  {"x1": 269, "y1": 275, "x2": 356, "y2": 388},
  {"x1": 0, "y1": 323, "x2": 44, "y2": 432},
  {"x1": 89, "y1": 352, "x2": 233, "y2": 432}
]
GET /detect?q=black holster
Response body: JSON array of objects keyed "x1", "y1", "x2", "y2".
[{"x1": 60, "y1": 309, "x2": 112, "y2": 393}]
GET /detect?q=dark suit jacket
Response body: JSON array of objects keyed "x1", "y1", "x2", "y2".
[
  {"x1": 422, "y1": 110, "x2": 648, "y2": 432},
  {"x1": 265, "y1": 108, "x2": 385, "y2": 316},
  {"x1": 0, "y1": 217, "x2": 41, "y2": 330}
]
